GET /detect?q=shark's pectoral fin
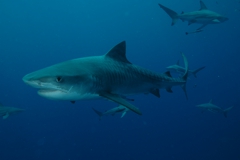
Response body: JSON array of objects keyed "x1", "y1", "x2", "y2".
[
  {"x1": 3, "y1": 112, "x2": 9, "y2": 119},
  {"x1": 197, "y1": 24, "x2": 208, "y2": 30},
  {"x1": 149, "y1": 88, "x2": 160, "y2": 98},
  {"x1": 99, "y1": 92, "x2": 142, "y2": 115},
  {"x1": 212, "y1": 19, "x2": 220, "y2": 23},
  {"x1": 121, "y1": 111, "x2": 127, "y2": 118}
]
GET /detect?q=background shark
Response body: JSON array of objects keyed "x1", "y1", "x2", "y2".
[
  {"x1": 196, "y1": 100, "x2": 233, "y2": 117},
  {"x1": 166, "y1": 61, "x2": 205, "y2": 78},
  {"x1": 92, "y1": 105, "x2": 129, "y2": 120},
  {"x1": 22, "y1": 41, "x2": 189, "y2": 115},
  {"x1": 0, "y1": 103, "x2": 24, "y2": 119},
  {"x1": 159, "y1": 0, "x2": 228, "y2": 30}
]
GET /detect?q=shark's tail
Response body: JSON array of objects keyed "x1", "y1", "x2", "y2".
[
  {"x1": 192, "y1": 66, "x2": 205, "y2": 78},
  {"x1": 223, "y1": 106, "x2": 233, "y2": 118},
  {"x1": 92, "y1": 108, "x2": 103, "y2": 120},
  {"x1": 180, "y1": 53, "x2": 189, "y2": 100},
  {"x1": 158, "y1": 4, "x2": 179, "y2": 26}
]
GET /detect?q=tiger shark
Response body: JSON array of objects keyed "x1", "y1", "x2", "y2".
[
  {"x1": 196, "y1": 100, "x2": 233, "y2": 117},
  {"x1": 0, "y1": 104, "x2": 24, "y2": 119},
  {"x1": 166, "y1": 61, "x2": 205, "y2": 78},
  {"x1": 22, "y1": 41, "x2": 189, "y2": 115},
  {"x1": 92, "y1": 105, "x2": 129, "y2": 120},
  {"x1": 158, "y1": 0, "x2": 228, "y2": 30}
]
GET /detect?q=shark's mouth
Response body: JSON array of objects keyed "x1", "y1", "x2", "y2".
[{"x1": 38, "y1": 89, "x2": 67, "y2": 94}]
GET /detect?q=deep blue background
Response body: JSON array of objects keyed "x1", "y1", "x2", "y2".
[{"x1": 0, "y1": 0, "x2": 240, "y2": 159}]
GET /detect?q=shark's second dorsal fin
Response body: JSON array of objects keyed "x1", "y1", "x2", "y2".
[
  {"x1": 200, "y1": 0, "x2": 208, "y2": 10},
  {"x1": 209, "y1": 99, "x2": 212, "y2": 103},
  {"x1": 105, "y1": 41, "x2": 131, "y2": 64}
]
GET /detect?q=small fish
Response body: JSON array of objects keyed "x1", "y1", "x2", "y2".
[
  {"x1": 92, "y1": 105, "x2": 129, "y2": 120},
  {"x1": 0, "y1": 103, "x2": 24, "y2": 119},
  {"x1": 186, "y1": 29, "x2": 203, "y2": 35},
  {"x1": 196, "y1": 100, "x2": 233, "y2": 117}
]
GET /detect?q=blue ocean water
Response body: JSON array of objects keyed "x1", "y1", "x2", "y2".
[{"x1": 0, "y1": 0, "x2": 240, "y2": 159}]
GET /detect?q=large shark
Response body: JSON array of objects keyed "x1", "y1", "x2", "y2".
[
  {"x1": 158, "y1": 0, "x2": 228, "y2": 30},
  {"x1": 166, "y1": 61, "x2": 205, "y2": 78},
  {"x1": 22, "y1": 41, "x2": 189, "y2": 115},
  {"x1": 0, "y1": 104, "x2": 24, "y2": 119},
  {"x1": 92, "y1": 105, "x2": 129, "y2": 120},
  {"x1": 196, "y1": 100, "x2": 233, "y2": 117}
]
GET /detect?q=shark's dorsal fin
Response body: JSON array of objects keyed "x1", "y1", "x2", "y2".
[
  {"x1": 105, "y1": 41, "x2": 131, "y2": 64},
  {"x1": 200, "y1": 1, "x2": 208, "y2": 10},
  {"x1": 209, "y1": 99, "x2": 212, "y2": 103}
]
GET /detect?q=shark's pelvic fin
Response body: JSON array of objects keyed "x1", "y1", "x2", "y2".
[
  {"x1": 150, "y1": 88, "x2": 160, "y2": 98},
  {"x1": 99, "y1": 92, "x2": 142, "y2": 115},
  {"x1": 104, "y1": 41, "x2": 131, "y2": 64},
  {"x1": 92, "y1": 108, "x2": 103, "y2": 120},
  {"x1": 166, "y1": 87, "x2": 173, "y2": 93},
  {"x1": 158, "y1": 4, "x2": 178, "y2": 26},
  {"x1": 200, "y1": 0, "x2": 208, "y2": 10},
  {"x1": 223, "y1": 106, "x2": 233, "y2": 118}
]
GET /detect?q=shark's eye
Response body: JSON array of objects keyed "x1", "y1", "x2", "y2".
[{"x1": 56, "y1": 77, "x2": 62, "y2": 82}]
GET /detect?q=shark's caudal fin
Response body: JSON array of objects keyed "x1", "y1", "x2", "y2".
[
  {"x1": 180, "y1": 53, "x2": 189, "y2": 100},
  {"x1": 158, "y1": 4, "x2": 179, "y2": 26},
  {"x1": 92, "y1": 108, "x2": 103, "y2": 120},
  {"x1": 192, "y1": 66, "x2": 205, "y2": 78},
  {"x1": 223, "y1": 106, "x2": 233, "y2": 118}
]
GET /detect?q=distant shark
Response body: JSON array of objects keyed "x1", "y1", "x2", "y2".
[
  {"x1": 22, "y1": 41, "x2": 189, "y2": 115},
  {"x1": 0, "y1": 104, "x2": 24, "y2": 119},
  {"x1": 158, "y1": 0, "x2": 228, "y2": 30},
  {"x1": 166, "y1": 61, "x2": 205, "y2": 78},
  {"x1": 196, "y1": 100, "x2": 233, "y2": 117},
  {"x1": 92, "y1": 105, "x2": 129, "y2": 120}
]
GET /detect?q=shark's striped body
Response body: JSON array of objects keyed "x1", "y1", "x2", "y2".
[{"x1": 23, "y1": 41, "x2": 188, "y2": 115}]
